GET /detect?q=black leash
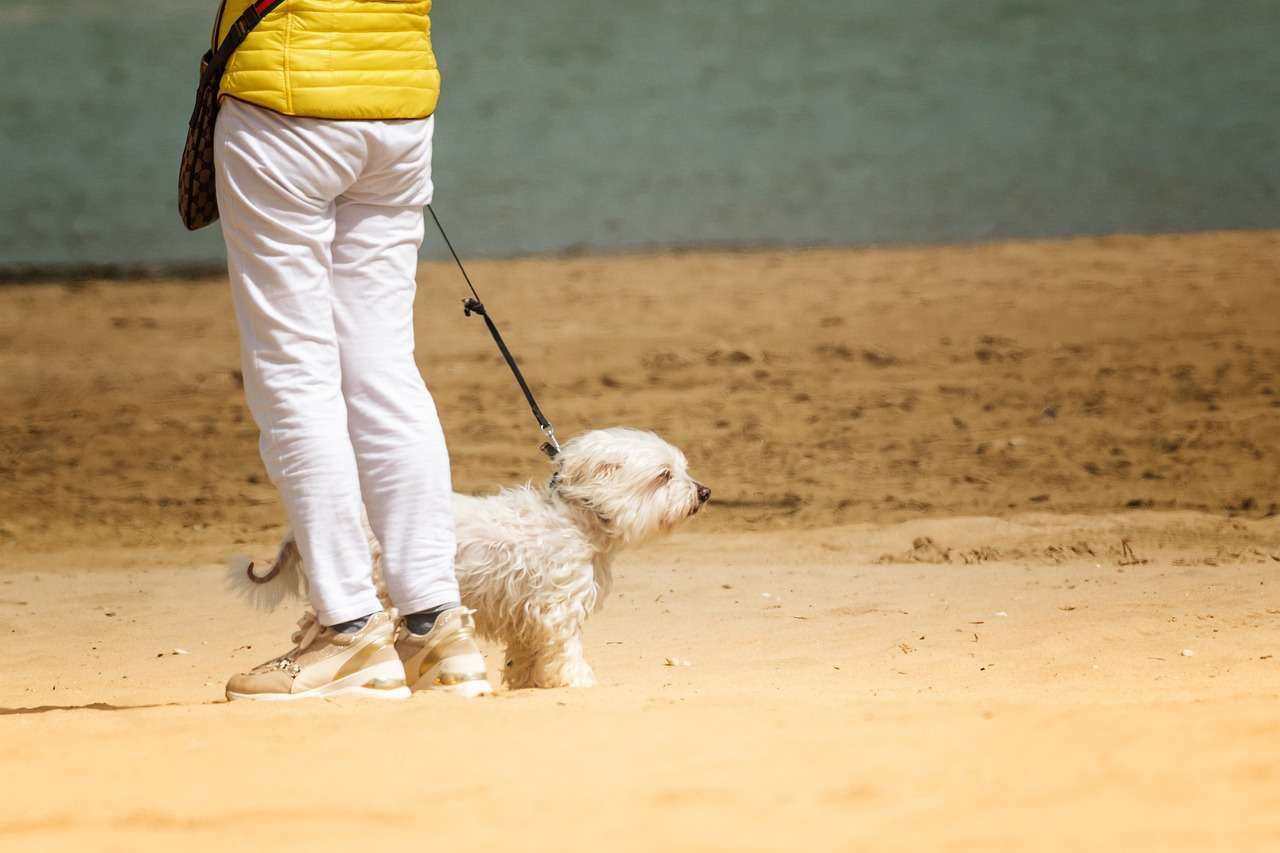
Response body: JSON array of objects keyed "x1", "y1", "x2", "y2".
[{"x1": 426, "y1": 204, "x2": 561, "y2": 459}]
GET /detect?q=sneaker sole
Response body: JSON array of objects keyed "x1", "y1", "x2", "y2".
[
  {"x1": 409, "y1": 669, "x2": 495, "y2": 697},
  {"x1": 227, "y1": 684, "x2": 411, "y2": 702},
  {"x1": 226, "y1": 662, "x2": 411, "y2": 702},
  {"x1": 408, "y1": 651, "x2": 494, "y2": 697},
  {"x1": 412, "y1": 676, "x2": 495, "y2": 698}
]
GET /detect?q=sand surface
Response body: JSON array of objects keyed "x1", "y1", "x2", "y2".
[{"x1": 2, "y1": 231, "x2": 1279, "y2": 850}]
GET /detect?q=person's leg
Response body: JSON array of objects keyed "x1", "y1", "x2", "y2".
[
  {"x1": 215, "y1": 98, "x2": 382, "y2": 626},
  {"x1": 330, "y1": 115, "x2": 461, "y2": 620}
]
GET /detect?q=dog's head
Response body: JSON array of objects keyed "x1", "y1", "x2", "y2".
[{"x1": 551, "y1": 428, "x2": 709, "y2": 544}]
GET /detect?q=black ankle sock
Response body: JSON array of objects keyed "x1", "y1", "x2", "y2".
[
  {"x1": 330, "y1": 613, "x2": 374, "y2": 634},
  {"x1": 404, "y1": 603, "x2": 457, "y2": 635}
]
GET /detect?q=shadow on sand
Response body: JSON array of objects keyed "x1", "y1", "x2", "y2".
[{"x1": 0, "y1": 701, "x2": 200, "y2": 716}]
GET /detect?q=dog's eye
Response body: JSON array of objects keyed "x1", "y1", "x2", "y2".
[{"x1": 655, "y1": 469, "x2": 672, "y2": 486}]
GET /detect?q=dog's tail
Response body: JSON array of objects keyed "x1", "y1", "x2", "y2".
[{"x1": 225, "y1": 533, "x2": 306, "y2": 612}]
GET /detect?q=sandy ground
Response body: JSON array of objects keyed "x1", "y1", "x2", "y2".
[{"x1": 2, "y1": 231, "x2": 1279, "y2": 850}]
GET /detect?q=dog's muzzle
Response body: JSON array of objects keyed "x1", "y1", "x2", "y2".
[{"x1": 692, "y1": 481, "x2": 711, "y2": 512}]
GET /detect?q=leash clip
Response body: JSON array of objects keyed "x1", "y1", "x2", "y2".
[{"x1": 540, "y1": 425, "x2": 561, "y2": 459}]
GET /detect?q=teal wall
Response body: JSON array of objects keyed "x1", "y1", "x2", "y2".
[{"x1": 1, "y1": 1, "x2": 1277, "y2": 271}]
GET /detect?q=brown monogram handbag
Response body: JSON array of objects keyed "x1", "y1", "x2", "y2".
[{"x1": 178, "y1": 0, "x2": 285, "y2": 230}]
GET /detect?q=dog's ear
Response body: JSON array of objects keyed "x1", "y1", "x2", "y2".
[{"x1": 558, "y1": 458, "x2": 620, "y2": 486}]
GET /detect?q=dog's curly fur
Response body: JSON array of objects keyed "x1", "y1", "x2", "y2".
[{"x1": 229, "y1": 428, "x2": 708, "y2": 688}]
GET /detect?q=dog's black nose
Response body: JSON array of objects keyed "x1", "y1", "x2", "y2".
[{"x1": 696, "y1": 483, "x2": 711, "y2": 504}]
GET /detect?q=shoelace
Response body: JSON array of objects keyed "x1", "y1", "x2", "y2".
[
  {"x1": 265, "y1": 613, "x2": 323, "y2": 672},
  {"x1": 290, "y1": 612, "x2": 321, "y2": 649}
]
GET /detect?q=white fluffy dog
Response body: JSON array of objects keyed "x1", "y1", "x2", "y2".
[{"x1": 232, "y1": 428, "x2": 709, "y2": 689}]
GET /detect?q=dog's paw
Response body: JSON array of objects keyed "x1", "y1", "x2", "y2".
[
  {"x1": 549, "y1": 659, "x2": 597, "y2": 689},
  {"x1": 565, "y1": 671, "x2": 597, "y2": 689},
  {"x1": 502, "y1": 658, "x2": 537, "y2": 691}
]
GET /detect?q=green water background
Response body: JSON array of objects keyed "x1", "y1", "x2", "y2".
[{"x1": 0, "y1": 0, "x2": 1277, "y2": 271}]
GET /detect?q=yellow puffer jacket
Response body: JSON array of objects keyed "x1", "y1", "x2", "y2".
[{"x1": 214, "y1": 0, "x2": 440, "y2": 120}]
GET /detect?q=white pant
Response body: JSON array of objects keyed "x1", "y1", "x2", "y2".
[{"x1": 214, "y1": 97, "x2": 459, "y2": 625}]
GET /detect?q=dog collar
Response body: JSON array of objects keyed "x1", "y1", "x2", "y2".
[{"x1": 547, "y1": 476, "x2": 611, "y2": 526}]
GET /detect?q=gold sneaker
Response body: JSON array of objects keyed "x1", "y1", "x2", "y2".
[
  {"x1": 395, "y1": 607, "x2": 493, "y2": 697},
  {"x1": 226, "y1": 611, "x2": 409, "y2": 702}
]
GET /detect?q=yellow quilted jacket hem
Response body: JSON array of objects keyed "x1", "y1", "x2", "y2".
[{"x1": 215, "y1": 0, "x2": 440, "y2": 120}]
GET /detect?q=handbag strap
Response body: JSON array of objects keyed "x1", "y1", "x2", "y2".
[{"x1": 205, "y1": 0, "x2": 287, "y2": 81}]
